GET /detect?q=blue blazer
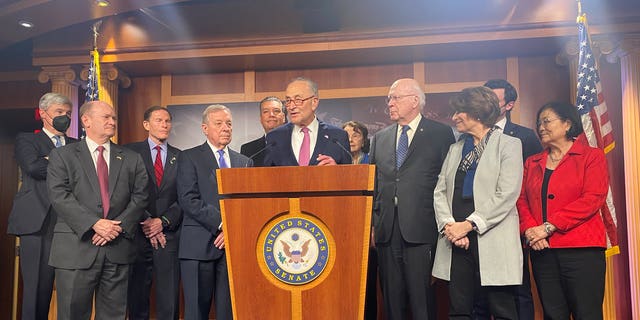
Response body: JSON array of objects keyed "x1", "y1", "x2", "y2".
[
  {"x1": 263, "y1": 121, "x2": 351, "y2": 166},
  {"x1": 177, "y1": 142, "x2": 252, "y2": 260}
]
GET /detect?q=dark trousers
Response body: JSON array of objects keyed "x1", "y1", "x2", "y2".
[
  {"x1": 18, "y1": 213, "x2": 55, "y2": 320},
  {"x1": 377, "y1": 212, "x2": 435, "y2": 320},
  {"x1": 530, "y1": 247, "x2": 605, "y2": 320},
  {"x1": 449, "y1": 233, "x2": 518, "y2": 320},
  {"x1": 55, "y1": 249, "x2": 130, "y2": 320},
  {"x1": 473, "y1": 247, "x2": 534, "y2": 320},
  {"x1": 365, "y1": 246, "x2": 378, "y2": 320},
  {"x1": 128, "y1": 231, "x2": 181, "y2": 320},
  {"x1": 180, "y1": 257, "x2": 232, "y2": 320}
]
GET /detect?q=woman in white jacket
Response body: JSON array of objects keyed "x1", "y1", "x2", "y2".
[{"x1": 432, "y1": 86, "x2": 523, "y2": 319}]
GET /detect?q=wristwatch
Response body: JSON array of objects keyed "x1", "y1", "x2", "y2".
[
  {"x1": 467, "y1": 220, "x2": 478, "y2": 232},
  {"x1": 543, "y1": 222, "x2": 555, "y2": 236},
  {"x1": 160, "y1": 216, "x2": 170, "y2": 229}
]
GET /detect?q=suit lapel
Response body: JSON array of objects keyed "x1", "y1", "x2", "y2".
[
  {"x1": 76, "y1": 141, "x2": 102, "y2": 198},
  {"x1": 139, "y1": 143, "x2": 156, "y2": 186},
  {"x1": 310, "y1": 122, "x2": 329, "y2": 166},
  {"x1": 503, "y1": 120, "x2": 516, "y2": 137},
  {"x1": 403, "y1": 116, "x2": 425, "y2": 164},
  {"x1": 108, "y1": 144, "x2": 124, "y2": 197},
  {"x1": 36, "y1": 131, "x2": 55, "y2": 150},
  {"x1": 163, "y1": 147, "x2": 178, "y2": 188},
  {"x1": 283, "y1": 124, "x2": 297, "y2": 165}
]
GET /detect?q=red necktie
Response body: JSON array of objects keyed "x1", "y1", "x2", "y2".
[
  {"x1": 299, "y1": 127, "x2": 310, "y2": 166},
  {"x1": 154, "y1": 145, "x2": 164, "y2": 187},
  {"x1": 96, "y1": 146, "x2": 110, "y2": 218}
]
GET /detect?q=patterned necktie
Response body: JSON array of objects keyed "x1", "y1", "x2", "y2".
[
  {"x1": 96, "y1": 146, "x2": 110, "y2": 218},
  {"x1": 396, "y1": 125, "x2": 410, "y2": 169},
  {"x1": 53, "y1": 135, "x2": 62, "y2": 148},
  {"x1": 217, "y1": 149, "x2": 228, "y2": 168},
  {"x1": 154, "y1": 145, "x2": 164, "y2": 187},
  {"x1": 299, "y1": 127, "x2": 310, "y2": 166}
]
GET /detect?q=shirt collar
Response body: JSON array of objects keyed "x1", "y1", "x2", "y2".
[
  {"x1": 294, "y1": 116, "x2": 319, "y2": 133},
  {"x1": 495, "y1": 117, "x2": 507, "y2": 131},
  {"x1": 398, "y1": 114, "x2": 422, "y2": 133},
  {"x1": 147, "y1": 138, "x2": 167, "y2": 151},
  {"x1": 86, "y1": 136, "x2": 110, "y2": 153}
]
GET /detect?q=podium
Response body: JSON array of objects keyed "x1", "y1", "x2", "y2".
[{"x1": 217, "y1": 165, "x2": 374, "y2": 320}]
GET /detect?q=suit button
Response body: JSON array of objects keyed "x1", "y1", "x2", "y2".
[{"x1": 548, "y1": 194, "x2": 555, "y2": 199}]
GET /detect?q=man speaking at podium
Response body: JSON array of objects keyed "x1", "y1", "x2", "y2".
[{"x1": 263, "y1": 77, "x2": 351, "y2": 166}]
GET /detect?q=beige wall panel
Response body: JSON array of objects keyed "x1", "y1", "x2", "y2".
[
  {"x1": 172, "y1": 73, "x2": 244, "y2": 96},
  {"x1": 424, "y1": 59, "x2": 506, "y2": 84},
  {"x1": 255, "y1": 64, "x2": 414, "y2": 92},
  {"x1": 517, "y1": 55, "x2": 570, "y2": 130},
  {"x1": 118, "y1": 76, "x2": 162, "y2": 145}
]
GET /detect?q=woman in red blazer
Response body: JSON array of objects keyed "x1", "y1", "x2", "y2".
[{"x1": 516, "y1": 101, "x2": 609, "y2": 320}]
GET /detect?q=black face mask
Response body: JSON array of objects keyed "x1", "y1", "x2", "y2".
[{"x1": 52, "y1": 115, "x2": 71, "y2": 133}]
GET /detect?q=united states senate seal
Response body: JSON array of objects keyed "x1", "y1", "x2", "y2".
[{"x1": 262, "y1": 217, "x2": 329, "y2": 285}]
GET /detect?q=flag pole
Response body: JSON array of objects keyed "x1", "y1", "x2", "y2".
[{"x1": 91, "y1": 21, "x2": 103, "y2": 102}]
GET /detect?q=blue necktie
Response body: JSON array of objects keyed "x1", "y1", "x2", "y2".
[
  {"x1": 53, "y1": 136, "x2": 62, "y2": 148},
  {"x1": 396, "y1": 125, "x2": 410, "y2": 168},
  {"x1": 217, "y1": 149, "x2": 229, "y2": 168}
]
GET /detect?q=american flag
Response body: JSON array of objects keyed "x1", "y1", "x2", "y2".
[
  {"x1": 576, "y1": 15, "x2": 619, "y2": 255},
  {"x1": 80, "y1": 48, "x2": 101, "y2": 138},
  {"x1": 85, "y1": 48, "x2": 101, "y2": 103}
]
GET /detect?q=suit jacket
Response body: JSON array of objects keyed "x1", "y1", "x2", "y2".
[
  {"x1": 8, "y1": 131, "x2": 78, "y2": 235},
  {"x1": 503, "y1": 120, "x2": 542, "y2": 162},
  {"x1": 47, "y1": 140, "x2": 149, "y2": 269},
  {"x1": 517, "y1": 142, "x2": 608, "y2": 249},
  {"x1": 263, "y1": 121, "x2": 351, "y2": 166},
  {"x1": 432, "y1": 132, "x2": 523, "y2": 286},
  {"x1": 177, "y1": 142, "x2": 252, "y2": 261},
  {"x1": 124, "y1": 141, "x2": 182, "y2": 230},
  {"x1": 370, "y1": 116, "x2": 455, "y2": 244},
  {"x1": 240, "y1": 135, "x2": 267, "y2": 167}
]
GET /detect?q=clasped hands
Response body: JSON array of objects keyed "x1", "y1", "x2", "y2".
[
  {"x1": 141, "y1": 217, "x2": 166, "y2": 249},
  {"x1": 443, "y1": 221, "x2": 474, "y2": 250},
  {"x1": 524, "y1": 225, "x2": 550, "y2": 251},
  {"x1": 92, "y1": 219, "x2": 122, "y2": 246}
]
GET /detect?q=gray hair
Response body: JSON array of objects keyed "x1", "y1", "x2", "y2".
[
  {"x1": 39, "y1": 93, "x2": 72, "y2": 111},
  {"x1": 289, "y1": 77, "x2": 319, "y2": 98},
  {"x1": 202, "y1": 104, "x2": 231, "y2": 124},
  {"x1": 259, "y1": 96, "x2": 284, "y2": 113}
]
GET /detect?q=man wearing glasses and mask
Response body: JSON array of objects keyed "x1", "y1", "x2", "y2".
[
  {"x1": 263, "y1": 77, "x2": 351, "y2": 166},
  {"x1": 7, "y1": 92, "x2": 77, "y2": 320}
]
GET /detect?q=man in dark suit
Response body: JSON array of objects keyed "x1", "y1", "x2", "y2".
[
  {"x1": 370, "y1": 78, "x2": 455, "y2": 319},
  {"x1": 263, "y1": 77, "x2": 351, "y2": 166},
  {"x1": 240, "y1": 96, "x2": 286, "y2": 166},
  {"x1": 177, "y1": 105, "x2": 252, "y2": 320},
  {"x1": 471, "y1": 79, "x2": 542, "y2": 320},
  {"x1": 7, "y1": 93, "x2": 77, "y2": 320},
  {"x1": 47, "y1": 100, "x2": 148, "y2": 320},
  {"x1": 125, "y1": 106, "x2": 182, "y2": 320}
]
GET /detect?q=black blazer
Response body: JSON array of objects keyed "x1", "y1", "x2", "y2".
[
  {"x1": 124, "y1": 141, "x2": 182, "y2": 230},
  {"x1": 370, "y1": 116, "x2": 455, "y2": 245},
  {"x1": 8, "y1": 131, "x2": 78, "y2": 235},
  {"x1": 177, "y1": 142, "x2": 252, "y2": 260},
  {"x1": 503, "y1": 120, "x2": 542, "y2": 162},
  {"x1": 240, "y1": 135, "x2": 267, "y2": 167},
  {"x1": 263, "y1": 121, "x2": 351, "y2": 166},
  {"x1": 47, "y1": 141, "x2": 149, "y2": 268}
]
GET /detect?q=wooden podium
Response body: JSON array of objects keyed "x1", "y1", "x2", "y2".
[{"x1": 217, "y1": 165, "x2": 374, "y2": 320}]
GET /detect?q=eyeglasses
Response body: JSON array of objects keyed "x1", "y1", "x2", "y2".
[
  {"x1": 385, "y1": 95, "x2": 416, "y2": 104},
  {"x1": 537, "y1": 118, "x2": 560, "y2": 127},
  {"x1": 284, "y1": 96, "x2": 315, "y2": 107}
]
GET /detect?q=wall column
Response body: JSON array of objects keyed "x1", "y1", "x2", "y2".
[
  {"x1": 80, "y1": 64, "x2": 131, "y2": 142},
  {"x1": 38, "y1": 66, "x2": 80, "y2": 138},
  {"x1": 613, "y1": 34, "x2": 640, "y2": 320}
]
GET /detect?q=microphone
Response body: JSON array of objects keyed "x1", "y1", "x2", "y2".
[
  {"x1": 246, "y1": 141, "x2": 275, "y2": 167},
  {"x1": 324, "y1": 135, "x2": 353, "y2": 164}
]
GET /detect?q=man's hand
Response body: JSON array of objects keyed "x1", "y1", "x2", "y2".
[
  {"x1": 92, "y1": 219, "x2": 122, "y2": 241},
  {"x1": 316, "y1": 154, "x2": 337, "y2": 166},
  {"x1": 149, "y1": 232, "x2": 167, "y2": 249},
  {"x1": 92, "y1": 233, "x2": 109, "y2": 246},
  {"x1": 214, "y1": 231, "x2": 225, "y2": 250},
  {"x1": 141, "y1": 217, "x2": 163, "y2": 238},
  {"x1": 453, "y1": 236, "x2": 470, "y2": 250}
]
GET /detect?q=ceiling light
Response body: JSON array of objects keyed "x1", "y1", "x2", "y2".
[
  {"x1": 95, "y1": 0, "x2": 110, "y2": 7},
  {"x1": 18, "y1": 20, "x2": 34, "y2": 28}
]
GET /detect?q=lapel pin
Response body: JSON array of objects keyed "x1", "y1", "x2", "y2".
[
  {"x1": 170, "y1": 156, "x2": 176, "y2": 165},
  {"x1": 116, "y1": 155, "x2": 123, "y2": 160}
]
